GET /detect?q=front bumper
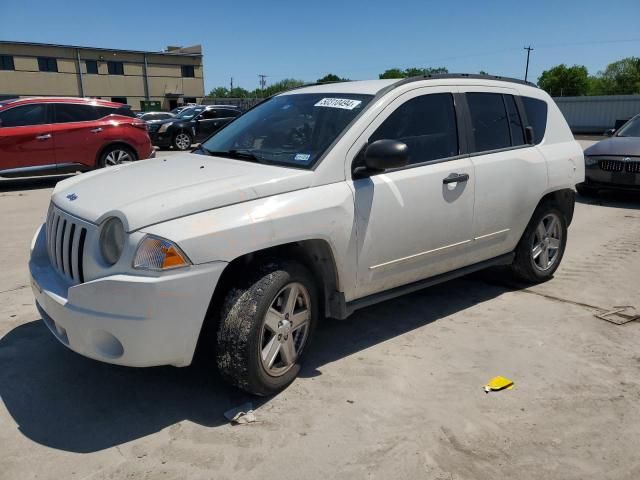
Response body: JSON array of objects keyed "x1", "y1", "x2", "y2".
[
  {"x1": 29, "y1": 223, "x2": 227, "y2": 367},
  {"x1": 149, "y1": 131, "x2": 173, "y2": 147},
  {"x1": 584, "y1": 163, "x2": 640, "y2": 190}
]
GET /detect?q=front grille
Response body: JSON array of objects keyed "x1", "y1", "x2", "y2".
[
  {"x1": 46, "y1": 206, "x2": 87, "y2": 284},
  {"x1": 598, "y1": 157, "x2": 640, "y2": 173},
  {"x1": 599, "y1": 160, "x2": 624, "y2": 172},
  {"x1": 626, "y1": 161, "x2": 640, "y2": 174}
]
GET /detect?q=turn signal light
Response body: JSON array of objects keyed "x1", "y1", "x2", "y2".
[{"x1": 133, "y1": 235, "x2": 191, "y2": 271}]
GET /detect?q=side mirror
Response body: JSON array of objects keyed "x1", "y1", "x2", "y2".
[
  {"x1": 605, "y1": 128, "x2": 616, "y2": 137},
  {"x1": 524, "y1": 126, "x2": 535, "y2": 145},
  {"x1": 364, "y1": 139, "x2": 409, "y2": 171}
]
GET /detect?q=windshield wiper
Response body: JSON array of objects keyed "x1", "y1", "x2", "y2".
[{"x1": 204, "y1": 149, "x2": 264, "y2": 163}]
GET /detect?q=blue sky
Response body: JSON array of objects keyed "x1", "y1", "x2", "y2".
[{"x1": 2, "y1": 0, "x2": 639, "y2": 93}]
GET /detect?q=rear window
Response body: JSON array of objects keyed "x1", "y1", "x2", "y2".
[
  {"x1": 466, "y1": 93, "x2": 511, "y2": 152},
  {"x1": 521, "y1": 97, "x2": 548, "y2": 144}
]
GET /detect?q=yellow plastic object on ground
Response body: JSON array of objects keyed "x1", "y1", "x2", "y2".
[{"x1": 484, "y1": 376, "x2": 514, "y2": 393}]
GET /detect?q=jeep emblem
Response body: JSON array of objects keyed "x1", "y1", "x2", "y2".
[{"x1": 66, "y1": 193, "x2": 78, "y2": 201}]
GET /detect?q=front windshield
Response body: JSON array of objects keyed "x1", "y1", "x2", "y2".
[
  {"x1": 616, "y1": 116, "x2": 640, "y2": 137},
  {"x1": 201, "y1": 93, "x2": 373, "y2": 168},
  {"x1": 176, "y1": 106, "x2": 204, "y2": 120}
]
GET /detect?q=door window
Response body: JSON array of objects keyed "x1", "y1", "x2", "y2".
[
  {"x1": 0, "y1": 104, "x2": 48, "y2": 127},
  {"x1": 53, "y1": 104, "x2": 104, "y2": 123},
  {"x1": 466, "y1": 93, "x2": 511, "y2": 152},
  {"x1": 370, "y1": 93, "x2": 459, "y2": 165},
  {"x1": 199, "y1": 110, "x2": 217, "y2": 120}
]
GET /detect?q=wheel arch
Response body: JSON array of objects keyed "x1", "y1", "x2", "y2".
[
  {"x1": 95, "y1": 141, "x2": 139, "y2": 167},
  {"x1": 537, "y1": 188, "x2": 576, "y2": 225}
]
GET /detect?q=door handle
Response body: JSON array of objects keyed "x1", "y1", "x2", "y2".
[
  {"x1": 90, "y1": 127, "x2": 103, "y2": 133},
  {"x1": 443, "y1": 173, "x2": 469, "y2": 184},
  {"x1": 35, "y1": 134, "x2": 51, "y2": 140}
]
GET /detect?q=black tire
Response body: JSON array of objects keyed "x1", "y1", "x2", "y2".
[
  {"x1": 576, "y1": 183, "x2": 597, "y2": 197},
  {"x1": 98, "y1": 145, "x2": 136, "y2": 168},
  {"x1": 510, "y1": 202, "x2": 568, "y2": 283},
  {"x1": 172, "y1": 131, "x2": 192, "y2": 151},
  {"x1": 216, "y1": 260, "x2": 318, "y2": 396}
]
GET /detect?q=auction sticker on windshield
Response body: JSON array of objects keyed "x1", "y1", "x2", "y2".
[{"x1": 314, "y1": 98, "x2": 362, "y2": 110}]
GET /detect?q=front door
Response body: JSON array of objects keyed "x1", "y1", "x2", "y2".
[
  {"x1": 0, "y1": 103, "x2": 55, "y2": 174},
  {"x1": 349, "y1": 88, "x2": 476, "y2": 298},
  {"x1": 194, "y1": 109, "x2": 220, "y2": 141}
]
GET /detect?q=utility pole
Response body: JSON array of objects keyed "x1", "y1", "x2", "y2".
[
  {"x1": 230, "y1": 77, "x2": 234, "y2": 91},
  {"x1": 524, "y1": 46, "x2": 534, "y2": 82},
  {"x1": 258, "y1": 74, "x2": 267, "y2": 92}
]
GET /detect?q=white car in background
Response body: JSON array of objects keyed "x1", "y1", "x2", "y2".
[{"x1": 29, "y1": 75, "x2": 584, "y2": 395}]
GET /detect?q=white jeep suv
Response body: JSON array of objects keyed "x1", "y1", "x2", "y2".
[{"x1": 30, "y1": 75, "x2": 584, "y2": 395}]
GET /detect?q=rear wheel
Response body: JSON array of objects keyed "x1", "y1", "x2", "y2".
[
  {"x1": 172, "y1": 131, "x2": 192, "y2": 151},
  {"x1": 511, "y1": 203, "x2": 567, "y2": 283},
  {"x1": 98, "y1": 145, "x2": 136, "y2": 168},
  {"x1": 216, "y1": 260, "x2": 318, "y2": 396}
]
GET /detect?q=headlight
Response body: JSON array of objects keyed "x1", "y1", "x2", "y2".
[
  {"x1": 158, "y1": 123, "x2": 170, "y2": 133},
  {"x1": 133, "y1": 235, "x2": 191, "y2": 271},
  {"x1": 585, "y1": 156, "x2": 598, "y2": 166},
  {"x1": 99, "y1": 217, "x2": 125, "y2": 265}
]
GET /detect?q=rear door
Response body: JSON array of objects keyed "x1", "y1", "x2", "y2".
[
  {"x1": 458, "y1": 88, "x2": 547, "y2": 264},
  {"x1": 50, "y1": 103, "x2": 113, "y2": 169},
  {"x1": 349, "y1": 87, "x2": 476, "y2": 298},
  {"x1": 0, "y1": 103, "x2": 54, "y2": 174}
]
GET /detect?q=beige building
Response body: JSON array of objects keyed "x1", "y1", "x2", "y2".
[{"x1": 0, "y1": 41, "x2": 205, "y2": 110}]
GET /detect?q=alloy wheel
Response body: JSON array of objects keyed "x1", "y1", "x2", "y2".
[
  {"x1": 531, "y1": 213, "x2": 563, "y2": 271},
  {"x1": 104, "y1": 149, "x2": 131, "y2": 166},
  {"x1": 175, "y1": 133, "x2": 191, "y2": 150},
  {"x1": 259, "y1": 282, "x2": 311, "y2": 377}
]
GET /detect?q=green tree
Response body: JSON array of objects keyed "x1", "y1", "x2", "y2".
[
  {"x1": 537, "y1": 64, "x2": 589, "y2": 96},
  {"x1": 597, "y1": 57, "x2": 640, "y2": 94},
  {"x1": 479, "y1": 70, "x2": 489, "y2": 75},
  {"x1": 379, "y1": 66, "x2": 448, "y2": 79},
  {"x1": 379, "y1": 68, "x2": 406, "y2": 79},
  {"x1": 255, "y1": 78, "x2": 306, "y2": 98},
  {"x1": 208, "y1": 87, "x2": 230, "y2": 97},
  {"x1": 317, "y1": 73, "x2": 349, "y2": 83},
  {"x1": 229, "y1": 87, "x2": 250, "y2": 98}
]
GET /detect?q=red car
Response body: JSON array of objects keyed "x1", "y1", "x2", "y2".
[{"x1": 0, "y1": 97, "x2": 154, "y2": 178}]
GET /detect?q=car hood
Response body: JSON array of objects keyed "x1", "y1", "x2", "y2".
[
  {"x1": 51, "y1": 153, "x2": 314, "y2": 231},
  {"x1": 584, "y1": 137, "x2": 640, "y2": 157}
]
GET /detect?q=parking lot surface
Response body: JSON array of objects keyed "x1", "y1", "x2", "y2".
[{"x1": 1, "y1": 145, "x2": 640, "y2": 480}]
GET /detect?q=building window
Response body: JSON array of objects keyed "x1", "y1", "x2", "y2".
[
  {"x1": 107, "y1": 61, "x2": 124, "y2": 75},
  {"x1": 111, "y1": 97, "x2": 127, "y2": 105},
  {"x1": 85, "y1": 60, "x2": 98, "y2": 74},
  {"x1": 0, "y1": 55, "x2": 15, "y2": 71},
  {"x1": 38, "y1": 57, "x2": 58, "y2": 72},
  {"x1": 181, "y1": 65, "x2": 195, "y2": 78}
]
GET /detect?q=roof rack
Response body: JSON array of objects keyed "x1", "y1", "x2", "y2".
[{"x1": 399, "y1": 73, "x2": 538, "y2": 88}]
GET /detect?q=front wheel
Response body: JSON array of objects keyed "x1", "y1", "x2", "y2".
[
  {"x1": 510, "y1": 203, "x2": 568, "y2": 283},
  {"x1": 216, "y1": 261, "x2": 318, "y2": 396},
  {"x1": 172, "y1": 131, "x2": 192, "y2": 151}
]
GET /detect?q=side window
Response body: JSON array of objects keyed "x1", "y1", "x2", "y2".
[
  {"x1": 504, "y1": 95, "x2": 525, "y2": 146},
  {"x1": 0, "y1": 104, "x2": 48, "y2": 127},
  {"x1": 199, "y1": 110, "x2": 217, "y2": 120},
  {"x1": 466, "y1": 93, "x2": 511, "y2": 152},
  {"x1": 181, "y1": 65, "x2": 195, "y2": 78},
  {"x1": 95, "y1": 106, "x2": 116, "y2": 118},
  {"x1": 0, "y1": 55, "x2": 15, "y2": 71},
  {"x1": 54, "y1": 104, "x2": 101, "y2": 123},
  {"x1": 219, "y1": 109, "x2": 240, "y2": 118},
  {"x1": 370, "y1": 93, "x2": 459, "y2": 165},
  {"x1": 113, "y1": 105, "x2": 135, "y2": 118},
  {"x1": 521, "y1": 97, "x2": 548, "y2": 144}
]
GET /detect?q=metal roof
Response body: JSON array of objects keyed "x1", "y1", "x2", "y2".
[{"x1": 0, "y1": 40, "x2": 202, "y2": 57}]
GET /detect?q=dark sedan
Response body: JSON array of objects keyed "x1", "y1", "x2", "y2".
[
  {"x1": 148, "y1": 105, "x2": 241, "y2": 150},
  {"x1": 578, "y1": 114, "x2": 640, "y2": 195}
]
